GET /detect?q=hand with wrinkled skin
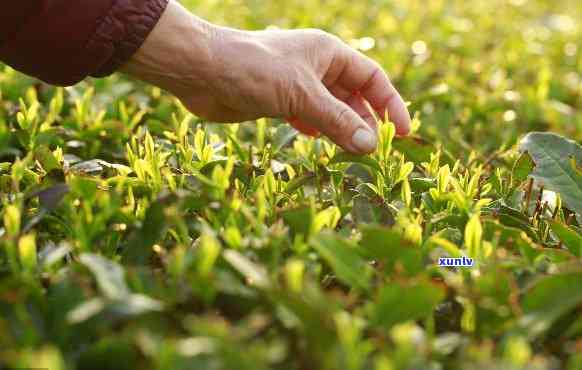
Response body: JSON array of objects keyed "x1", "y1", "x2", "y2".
[{"x1": 122, "y1": 0, "x2": 411, "y2": 154}]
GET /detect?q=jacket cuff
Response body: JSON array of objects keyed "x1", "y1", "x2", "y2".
[{"x1": 90, "y1": 0, "x2": 169, "y2": 78}]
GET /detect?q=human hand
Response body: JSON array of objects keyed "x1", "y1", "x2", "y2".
[{"x1": 122, "y1": 0, "x2": 411, "y2": 154}]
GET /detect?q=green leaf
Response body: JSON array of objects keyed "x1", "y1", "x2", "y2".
[
  {"x1": 69, "y1": 177, "x2": 98, "y2": 201},
  {"x1": 313, "y1": 206, "x2": 341, "y2": 233},
  {"x1": 369, "y1": 280, "x2": 445, "y2": 329},
  {"x1": 519, "y1": 272, "x2": 582, "y2": 338},
  {"x1": 396, "y1": 162, "x2": 414, "y2": 184},
  {"x1": 351, "y1": 195, "x2": 395, "y2": 225},
  {"x1": 490, "y1": 205, "x2": 539, "y2": 242},
  {"x1": 359, "y1": 225, "x2": 422, "y2": 275},
  {"x1": 32, "y1": 183, "x2": 70, "y2": 211},
  {"x1": 123, "y1": 199, "x2": 168, "y2": 265},
  {"x1": 409, "y1": 177, "x2": 436, "y2": 192},
  {"x1": 69, "y1": 159, "x2": 104, "y2": 174},
  {"x1": 393, "y1": 136, "x2": 454, "y2": 165},
  {"x1": 520, "y1": 132, "x2": 582, "y2": 214},
  {"x1": 329, "y1": 152, "x2": 382, "y2": 172},
  {"x1": 284, "y1": 172, "x2": 316, "y2": 194},
  {"x1": 18, "y1": 233, "x2": 37, "y2": 272},
  {"x1": 39, "y1": 243, "x2": 71, "y2": 269},
  {"x1": 3, "y1": 204, "x2": 21, "y2": 236},
  {"x1": 201, "y1": 160, "x2": 257, "y2": 186},
  {"x1": 272, "y1": 124, "x2": 298, "y2": 152},
  {"x1": 34, "y1": 145, "x2": 60, "y2": 173},
  {"x1": 76, "y1": 337, "x2": 140, "y2": 370},
  {"x1": 511, "y1": 151, "x2": 535, "y2": 186},
  {"x1": 79, "y1": 253, "x2": 130, "y2": 300},
  {"x1": 465, "y1": 214, "x2": 483, "y2": 258},
  {"x1": 392, "y1": 136, "x2": 433, "y2": 164},
  {"x1": 281, "y1": 205, "x2": 314, "y2": 237},
  {"x1": 311, "y1": 233, "x2": 372, "y2": 292},
  {"x1": 270, "y1": 282, "x2": 338, "y2": 353},
  {"x1": 482, "y1": 220, "x2": 539, "y2": 261},
  {"x1": 549, "y1": 221, "x2": 582, "y2": 257},
  {"x1": 109, "y1": 294, "x2": 164, "y2": 316},
  {"x1": 67, "y1": 297, "x2": 106, "y2": 324},
  {"x1": 223, "y1": 250, "x2": 271, "y2": 289}
]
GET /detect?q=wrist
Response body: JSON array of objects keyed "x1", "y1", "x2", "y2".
[{"x1": 120, "y1": 0, "x2": 217, "y2": 96}]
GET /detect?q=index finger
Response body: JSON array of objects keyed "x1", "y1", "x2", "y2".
[{"x1": 331, "y1": 45, "x2": 411, "y2": 136}]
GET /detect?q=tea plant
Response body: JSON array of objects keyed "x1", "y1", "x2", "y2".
[{"x1": 1, "y1": 0, "x2": 581, "y2": 369}]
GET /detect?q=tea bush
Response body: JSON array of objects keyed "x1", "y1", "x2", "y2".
[{"x1": 0, "y1": 0, "x2": 581, "y2": 369}]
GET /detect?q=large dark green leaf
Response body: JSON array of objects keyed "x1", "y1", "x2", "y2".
[{"x1": 520, "y1": 132, "x2": 582, "y2": 214}]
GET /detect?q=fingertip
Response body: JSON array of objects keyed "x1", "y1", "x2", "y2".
[
  {"x1": 395, "y1": 114, "x2": 411, "y2": 137},
  {"x1": 351, "y1": 126, "x2": 378, "y2": 154},
  {"x1": 387, "y1": 98, "x2": 412, "y2": 137}
]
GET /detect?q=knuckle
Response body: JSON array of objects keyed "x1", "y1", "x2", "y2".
[
  {"x1": 304, "y1": 28, "x2": 337, "y2": 45},
  {"x1": 328, "y1": 106, "x2": 351, "y2": 137},
  {"x1": 287, "y1": 78, "x2": 310, "y2": 116}
]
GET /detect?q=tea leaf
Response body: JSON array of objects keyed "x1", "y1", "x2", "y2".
[
  {"x1": 369, "y1": 280, "x2": 445, "y2": 329},
  {"x1": 79, "y1": 253, "x2": 130, "y2": 300},
  {"x1": 330, "y1": 152, "x2": 382, "y2": 172},
  {"x1": 311, "y1": 233, "x2": 372, "y2": 292},
  {"x1": 520, "y1": 132, "x2": 582, "y2": 214},
  {"x1": 511, "y1": 151, "x2": 535, "y2": 186},
  {"x1": 549, "y1": 221, "x2": 582, "y2": 257},
  {"x1": 519, "y1": 272, "x2": 582, "y2": 338},
  {"x1": 223, "y1": 250, "x2": 271, "y2": 289},
  {"x1": 359, "y1": 225, "x2": 422, "y2": 275}
]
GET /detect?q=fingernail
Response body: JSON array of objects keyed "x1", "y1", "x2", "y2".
[
  {"x1": 351, "y1": 128, "x2": 377, "y2": 153},
  {"x1": 396, "y1": 119, "x2": 411, "y2": 137}
]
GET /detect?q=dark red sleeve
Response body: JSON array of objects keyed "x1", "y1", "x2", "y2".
[{"x1": 0, "y1": 0, "x2": 169, "y2": 86}]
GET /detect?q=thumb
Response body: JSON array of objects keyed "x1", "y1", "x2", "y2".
[{"x1": 297, "y1": 84, "x2": 378, "y2": 154}]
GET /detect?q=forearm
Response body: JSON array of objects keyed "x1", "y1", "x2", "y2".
[
  {"x1": 120, "y1": 1, "x2": 216, "y2": 97},
  {"x1": 0, "y1": 3, "x2": 42, "y2": 45}
]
